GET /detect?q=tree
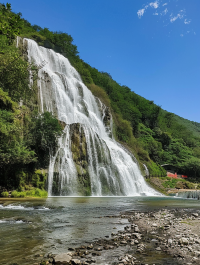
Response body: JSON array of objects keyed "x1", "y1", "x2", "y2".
[
  {"x1": 31, "y1": 112, "x2": 63, "y2": 168},
  {"x1": 0, "y1": 3, "x2": 23, "y2": 44}
]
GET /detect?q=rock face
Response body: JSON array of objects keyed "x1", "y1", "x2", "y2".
[
  {"x1": 70, "y1": 123, "x2": 91, "y2": 196},
  {"x1": 51, "y1": 123, "x2": 91, "y2": 196},
  {"x1": 16, "y1": 37, "x2": 28, "y2": 61}
]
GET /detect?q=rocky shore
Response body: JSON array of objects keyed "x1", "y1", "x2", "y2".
[{"x1": 37, "y1": 208, "x2": 200, "y2": 265}]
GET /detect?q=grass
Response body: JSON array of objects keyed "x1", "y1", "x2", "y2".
[{"x1": 180, "y1": 221, "x2": 194, "y2": 226}]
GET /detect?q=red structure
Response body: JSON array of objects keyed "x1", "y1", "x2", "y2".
[
  {"x1": 167, "y1": 172, "x2": 188, "y2": 179},
  {"x1": 167, "y1": 172, "x2": 178, "y2": 178},
  {"x1": 181, "y1": 175, "x2": 188, "y2": 179}
]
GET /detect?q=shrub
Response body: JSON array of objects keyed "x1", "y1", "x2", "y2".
[
  {"x1": 1, "y1": 191, "x2": 9, "y2": 197},
  {"x1": 34, "y1": 188, "x2": 42, "y2": 197},
  {"x1": 11, "y1": 190, "x2": 18, "y2": 198}
]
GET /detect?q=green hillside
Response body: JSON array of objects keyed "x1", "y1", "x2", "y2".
[
  {"x1": 0, "y1": 3, "x2": 200, "y2": 193},
  {"x1": 174, "y1": 114, "x2": 200, "y2": 137}
]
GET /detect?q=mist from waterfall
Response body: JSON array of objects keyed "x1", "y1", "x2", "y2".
[{"x1": 26, "y1": 38, "x2": 159, "y2": 196}]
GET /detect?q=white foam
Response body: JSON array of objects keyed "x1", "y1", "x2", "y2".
[{"x1": 0, "y1": 204, "x2": 50, "y2": 210}]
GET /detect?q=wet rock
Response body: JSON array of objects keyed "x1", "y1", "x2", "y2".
[
  {"x1": 168, "y1": 239, "x2": 173, "y2": 245},
  {"x1": 68, "y1": 247, "x2": 76, "y2": 251},
  {"x1": 179, "y1": 238, "x2": 189, "y2": 245},
  {"x1": 134, "y1": 226, "x2": 140, "y2": 232},
  {"x1": 192, "y1": 213, "x2": 198, "y2": 218},
  {"x1": 94, "y1": 247, "x2": 102, "y2": 251},
  {"x1": 87, "y1": 244, "x2": 93, "y2": 249},
  {"x1": 155, "y1": 247, "x2": 161, "y2": 251},
  {"x1": 132, "y1": 233, "x2": 141, "y2": 239},
  {"x1": 71, "y1": 259, "x2": 81, "y2": 264}
]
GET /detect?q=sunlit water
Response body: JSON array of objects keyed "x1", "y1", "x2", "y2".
[{"x1": 0, "y1": 196, "x2": 200, "y2": 265}]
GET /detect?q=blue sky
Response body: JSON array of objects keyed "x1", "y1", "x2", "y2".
[{"x1": 5, "y1": 0, "x2": 200, "y2": 122}]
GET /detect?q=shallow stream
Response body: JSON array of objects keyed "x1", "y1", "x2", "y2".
[{"x1": 0, "y1": 196, "x2": 199, "y2": 265}]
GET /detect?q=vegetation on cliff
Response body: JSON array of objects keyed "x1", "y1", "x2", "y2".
[
  {"x1": 0, "y1": 3, "x2": 62, "y2": 196},
  {"x1": 0, "y1": 3, "x2": 200, "y2": 195}
]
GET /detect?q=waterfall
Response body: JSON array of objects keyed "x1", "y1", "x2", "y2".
[
  {"x1": 25, "y1": 38, "x2": 159, "y2": 196},
  {"x1": 143, "y1": 164, "x2": 149, "y2": 178}
]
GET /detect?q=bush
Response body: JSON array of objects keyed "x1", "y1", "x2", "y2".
[
  {"x1": 11, "y1": 190, "x2": 18, "y2": 198},
  {"x1": 11, "y1": 190, "x2": 25, "y2": 198},
  {"x1": 34, "y1": 188, "x2": 42, "y2": 197},
  {"x1": 1, "y1": 191, "x2": 9, "y2": 197},
  {"x1": 148, "y1": 161, "x2": 166, "y2": 177}
]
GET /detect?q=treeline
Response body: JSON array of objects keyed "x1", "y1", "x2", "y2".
[{"x1": 1, "y1": 3, "x2": 200, "y2": 187}]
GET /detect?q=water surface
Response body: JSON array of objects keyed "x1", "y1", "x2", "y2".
[{"x1": 0, "y1": 196, "x2": 199, "y2": 265}]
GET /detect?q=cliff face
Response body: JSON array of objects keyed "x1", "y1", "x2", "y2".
[{"x1": 70, "y1": 123, "x2": 91, "y2": 196}]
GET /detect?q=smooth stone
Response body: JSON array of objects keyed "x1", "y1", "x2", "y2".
[
  {"x1": 192, "y1": 213, "x2": 198, "y2": 218},
  {"x1": 179, "y1": 238, "x2": 189, "y2": 245},
  {"x1": 168, "y1": 239, "x2": 173, "y2": 245},
  {"x1": 194, "y1": 251, "x2": 200, "y2": 257},
  {"x1": 155, "y1": 247, "x2": 161, "y2": 251},
  {"x1": 54, "y1": 253, "x2": 72, "y2": 264}
]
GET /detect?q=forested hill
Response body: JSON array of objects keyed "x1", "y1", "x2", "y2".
[
  {"x1": 174, "y1": 115, "x2": 200, "y2": 138},
  {"x1": 0, "y1": 3, "x2": 200, "y2": 192}
]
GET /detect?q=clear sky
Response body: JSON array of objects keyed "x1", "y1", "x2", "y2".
[{"x1": 4, "y1": 0, "x2": 200, "y2": 122}]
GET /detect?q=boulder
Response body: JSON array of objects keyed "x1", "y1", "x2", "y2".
[
  {"x1": 54, "y1": 253, "x2": 72, "y2": 264},
  {"x1": 192, "y1": 213, "x2": 198, "y2": 218}
]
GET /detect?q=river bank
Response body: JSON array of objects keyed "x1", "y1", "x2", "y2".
[
  {"x1": 146, "y1": 176, "x2": 200, "y2": 196},
  {"x1": 38, "y1": 207, "x2": 200, "y2": 265}
]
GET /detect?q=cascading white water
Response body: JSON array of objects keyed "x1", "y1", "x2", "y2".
[{"x1": 25, "y1": 38, "x2": 159, "y2": 196}]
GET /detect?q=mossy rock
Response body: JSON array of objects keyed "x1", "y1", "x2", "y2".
[{"x1": 70, "y1": 123, "x2": 91, "y2": 195}]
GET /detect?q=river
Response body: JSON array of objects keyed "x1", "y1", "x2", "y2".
[{"x1": 0, "y1": 196, "x2": 200, "y2": 265}]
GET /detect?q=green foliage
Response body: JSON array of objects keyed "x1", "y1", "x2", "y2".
[
  {"x1": 0, "y1": 35, "x2": 30, "y2": 102},
  {"x1": 0, "y1": 3, "x2": 23, "y2": 44},
  {"x1": 147, "y1": 161, "x2": 166, "y2": 177},
  {"x1": 30, "y1": 112, "x2": 63, "y2": 168},
  {"x1": 0, "y1": 11, "x2": 63, "y2": 190},
  {"x1": 1, "y1": 191, "x2": 9, "y2": 197},
  {"x1": 162, "y1": 177, "x2": 196, "y2": 189},
  {"x1": 87, "y1": 83, "x2": 111, "y2": 107},
  {"x1": 180, "y1": 157, "x2": 200, "y2": 179},
  {"x1": 10, "y1": 188, "x2": 47, "y2": 198},
  {"x1": 11, "y1": 190, "x2": 20, "y2": 198}
]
